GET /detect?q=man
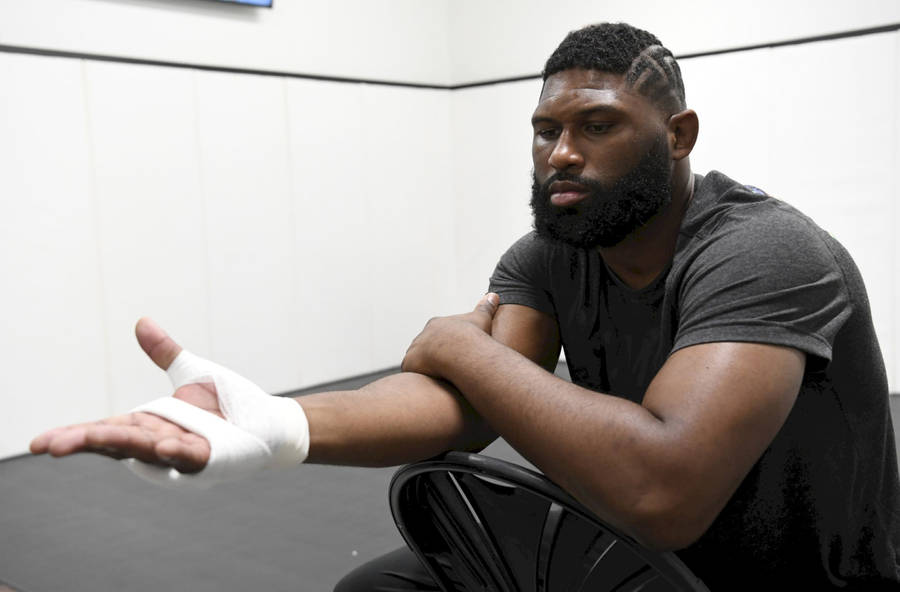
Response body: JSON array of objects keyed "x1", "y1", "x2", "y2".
[{"x1": 31, "y1": 23, "x2": 900, "y2": 589}]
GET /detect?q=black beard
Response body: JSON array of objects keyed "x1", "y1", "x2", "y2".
[{"x1": 530, "y1": 135, "x2": 672, "y2": 249}]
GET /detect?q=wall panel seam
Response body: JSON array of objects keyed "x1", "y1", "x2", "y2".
[
  {"x1": 2, "y1": 22, "x2": 898, "y2": 90},
  {"x1": 80, "y1": 59, "x2": 115, "y2": 417}
]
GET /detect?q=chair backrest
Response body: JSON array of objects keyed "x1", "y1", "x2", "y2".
[{"x1": 389, "y1": 451, "x2": 710, "y2": 592}]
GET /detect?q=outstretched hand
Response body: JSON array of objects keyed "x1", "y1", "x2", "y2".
[
  {"x1": 29, "y1": 318, "x2": 215, "y2": 473},
  {"x1": 401, "y1": 293, "x2": 499, "y2": 378}
]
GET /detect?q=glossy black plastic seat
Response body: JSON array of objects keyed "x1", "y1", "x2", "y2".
[{"x1": 390, "y1": 451, "x2": 710, "y2": 592}]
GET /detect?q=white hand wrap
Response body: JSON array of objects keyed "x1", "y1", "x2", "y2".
[{"x1": 124, "y1": 350, "x2": 309, "y2": 489}]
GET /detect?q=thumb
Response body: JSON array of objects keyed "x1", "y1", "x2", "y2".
[
  {"x1": 135, "y1": 317, "x2": 183, "y2": 371},
  {"x1": 474, "y1": 292, "x2": 500, "y2": 317}
]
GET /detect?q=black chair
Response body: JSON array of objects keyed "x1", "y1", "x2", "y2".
[{"x1": 390, "y1": 451, "x2": 710, "y2": 592}]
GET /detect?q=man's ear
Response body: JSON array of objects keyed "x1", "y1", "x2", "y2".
[{"x1": 668, "y1": 109, "x2": 699, "y2": 160}]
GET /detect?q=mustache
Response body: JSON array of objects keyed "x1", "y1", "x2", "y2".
[{"x1": 536, "y1": 172, "x2": 606, "y2": 195}]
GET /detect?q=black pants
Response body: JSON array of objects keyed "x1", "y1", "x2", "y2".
[{"x1": 333, "y1": 546, "x2": 440, "y2": 591}]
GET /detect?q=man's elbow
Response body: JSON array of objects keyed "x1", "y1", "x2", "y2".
[
  {"x1": 585, "y1": 487, "x2": 718, "y2": 552},
  {"x1": 628, "y1": 516, "x2": 708, "y2": 552}
]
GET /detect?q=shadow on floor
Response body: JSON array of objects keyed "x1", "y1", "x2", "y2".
[
  {"x1": 0, "y1": 366, "x2": 549, "y2": 592},
  {"x1": 3, "y1": 363, "x2": 898, "y2": 592}
]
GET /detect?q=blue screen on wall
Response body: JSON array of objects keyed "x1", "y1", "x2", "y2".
[{"x1": 214, "y1": 0, "x2": 273, "y2": 6}]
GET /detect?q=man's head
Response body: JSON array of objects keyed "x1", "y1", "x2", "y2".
[
  {"x1": 543, "y1": 23, "x2": 686, "y2": 115},
  {"x1": 530, "y1": 23, "x2": 695, "y2": 249}
]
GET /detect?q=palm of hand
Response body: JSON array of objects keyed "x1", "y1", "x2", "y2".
[
  {"x1": 174, "y1": 381, "x2": 223, "y2": 419},
  {"x1": 31, "y1": 382, "x2": 219, "y2": 474},
  {"x1": 30, "y1": 319, "x2": 225, "y2": 473}
]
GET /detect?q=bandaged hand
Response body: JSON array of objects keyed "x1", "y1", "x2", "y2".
[
  {"x1": 30, "y1": 318, "x2": 309, "y2": 489},
  {"x1": 126, "y1": 347, "x2": 310, "y2": 488}
]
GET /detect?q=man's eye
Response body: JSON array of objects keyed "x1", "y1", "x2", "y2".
[
  {"x1": 585, "y1": 123, "x2": 613, "y2": 134},
  {"x1": 536, "y1": 128, "x2": 560, "y2": 140}
]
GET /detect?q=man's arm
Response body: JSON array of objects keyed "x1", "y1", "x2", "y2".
[
  {"x1": 301, "y1": 302, "x2": 560, "y2": 466},
  {"x1": 402, "y1": 298, "x2": 804, "y2": 551},
  {"x1": 31, "y1": 302, "x2": 561, "y2": 471}
]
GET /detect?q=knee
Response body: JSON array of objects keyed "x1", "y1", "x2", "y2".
[
  {"x1": 332, "y1": 572, "x2": 355, "y2": 592},
  {"x1": 332, "y1": 547, "x2": 434, "y2": 592},
  {"x1": 332, "y1": 562, "x2": 372, "y2": 592}
]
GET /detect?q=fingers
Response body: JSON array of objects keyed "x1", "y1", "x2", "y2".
[
  {"x1": 30, "y1": 426, "x2": 65, "y2": 454},
  {"x1": 30, "y1": 425, "x2": 79, "y2": 455},
  {"x1": 30, "y1": 413, "x2": 210, "y2": 473},
  {"x1": 33, "y1": 423, "x2": 134, "y2": 459},
  {"x1": 29, "y1": 415, "x2": 137, "y2": 455},
  {"x1": 474, "y1": 292, "x2": 500, "y2": 316},
  {"x1": 81, "y1": 421, "x2": 164, "y2": 464},
  {"x1": 135, "y1": 317, "x2": 183, "y2": 371},
  {"x1": 155, "y1": 433, "x2": 210, "y2": 473}
]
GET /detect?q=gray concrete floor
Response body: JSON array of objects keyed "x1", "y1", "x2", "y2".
[
  {"x1": 2, "y1": 365, "x2": 898, "y2": 592},
  {"x1": 0, "y1": 368, "x2": 536, "y2": 592}
]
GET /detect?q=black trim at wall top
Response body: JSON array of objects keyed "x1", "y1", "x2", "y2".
[{"x1": 0, "y1": 22, "x2": 898, "y2": 90}]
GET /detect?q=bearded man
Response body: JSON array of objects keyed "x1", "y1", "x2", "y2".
[{"x1": 32, "y1": 22, "x2": 900, "y2": 590}]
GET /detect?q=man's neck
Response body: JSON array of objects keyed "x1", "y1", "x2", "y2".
[{"x1": 598, "y1": 165, "x2": 694, "y2": 290}]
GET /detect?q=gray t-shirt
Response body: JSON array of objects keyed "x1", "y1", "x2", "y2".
[{"x1": 489, "y1": 170, "x2": 900, "y2": 588}]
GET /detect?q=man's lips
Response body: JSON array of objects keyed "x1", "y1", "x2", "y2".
[{"x1": 549, "y1": 181, "x2": 590, "y2": 207}]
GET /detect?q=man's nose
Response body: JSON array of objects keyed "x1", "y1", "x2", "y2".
[{"x1": 547, "y1": 130, "x2": 585, "y2": 172}]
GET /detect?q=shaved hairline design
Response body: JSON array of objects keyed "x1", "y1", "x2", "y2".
[{"x1": 625, "y1": 45, "x2": 686, "y2": 113}]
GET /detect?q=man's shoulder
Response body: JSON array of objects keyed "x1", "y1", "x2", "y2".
[
  {"x1": 675, "y1": 171, "x2": 859, "y2": 295},
  {"x1": 684, "y1": 171, "x2": 837, "y2": 253}
]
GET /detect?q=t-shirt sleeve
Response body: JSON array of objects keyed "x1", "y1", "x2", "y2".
[
  {"x1": 673, "y1": 207, "x2": 853, "y2": 368},
  {"x1": 488, "y1": 232, "x2": 557, "y2": 316}
]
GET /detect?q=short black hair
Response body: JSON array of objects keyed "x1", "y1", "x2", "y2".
[{"x1": 543, "y1": 23, "x2": 686, "y2": 114}]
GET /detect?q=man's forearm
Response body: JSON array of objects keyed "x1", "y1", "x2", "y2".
[
  {"x1": 423, "y1": 322, "x2": 802, "y2": 551},
  {"x1": 427, "y1": 324, "x2": 679, "y2": 545},
  {"x1": 296, "y1": 371, "x2": 496, "y2": 467}
]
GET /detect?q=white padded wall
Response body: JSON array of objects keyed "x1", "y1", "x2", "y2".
[
  {"x1": 285, "y1": 79, "x2": 376, "y2": 386},
  {"x1": 766, "y1": 34, "x2": 898, "y2": 390},
  {"x1": 0, "y1": 0, "x2": 452, "y2": 86},
  {"x1": 449, "y1": 79, "x2": 542, "y2": 312},
  {"x1": 0, "y1": 54, "x2": 107, "y2": 456},
  {"x1": 5, "y1": 0, "x2": 898, "y2": 87},
  {"x1": 676, "y1": 48, "x2": 774, "y2": 186},
  {"x1": 3, "y1": 7, "x2": 899, "y2": 459},
  {"x1": 85, "y1": 61, "x2": 211, "y2": 412},
  {"x1": 0, "y1": 65, "x2": 457, "y2": 457},
  {"x1": 681, "y1": 32, "x2": 899, "y2": 388},
  {"x1": 360, "y1": 85, "x2": 456, "y2": 370},
  {"x1": 194, "y1": 70, "x2": 302, "y2": 395},
  {"x1": 895, "y1": 32, "x2": 900, "y2": 396},
  {"x1": 448, "y1": 0, "x2": 900, "y2": 84},
  {"x1": 448, "y1": 33, "x2": 900, "y2": 389}
]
